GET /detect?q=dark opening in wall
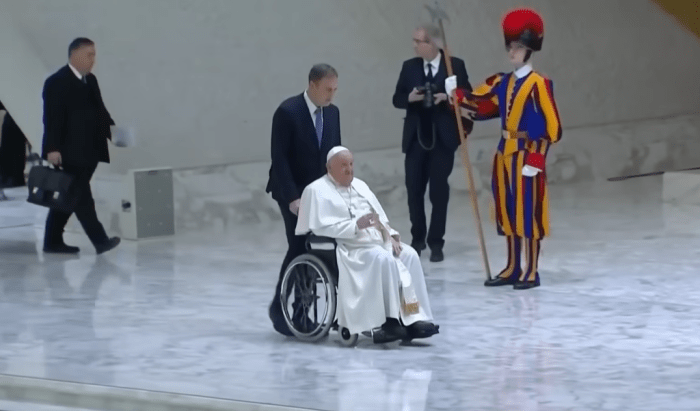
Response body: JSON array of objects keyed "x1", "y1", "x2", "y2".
[{"x1": 0, "y1": 100, "x2": 30, "y2": 190}]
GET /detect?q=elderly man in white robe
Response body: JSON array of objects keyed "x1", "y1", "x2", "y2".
[{"x1": 295, "y1": 146, "x2": 439, "y2": 344}]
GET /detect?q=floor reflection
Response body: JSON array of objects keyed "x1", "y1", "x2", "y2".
[{"x1": 0, "y1": 178, "x2": 699, "y2": 410}]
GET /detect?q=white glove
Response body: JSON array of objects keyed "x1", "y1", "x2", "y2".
[
  {"x1": 445, "y1": 75, "x2": 457, "y2": 97},
  {"x1": 521, "y1": 165, "x2": 540, "y2": 177}
]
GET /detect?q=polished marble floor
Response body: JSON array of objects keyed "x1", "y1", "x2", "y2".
[{"x1": 1, "y1": 176, "x2": 700, "y2": 411}]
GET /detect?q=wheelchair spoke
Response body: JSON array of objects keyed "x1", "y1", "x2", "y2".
[
  {"x1": 313, "y1": 278, "x2": 318, "y2": 324},
  {"x1": 280, "y1": 254, "x2": 336, "y2": 340},
  {"x1": 298, "y1": 267, "x2": 312, "y2": 293},
  {"x1": 302, "y1": 308, "x2": 310, "y2": 331}
]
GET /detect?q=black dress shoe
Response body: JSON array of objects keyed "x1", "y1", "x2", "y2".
[
  {"x1": 514, "y1": 275, "x2": 540, "y2": 290},
  {"x1": 411, "y1": 242, "x2": 426, "y2": 257},
  {"x1": 484, "y1": 272, "x2": 520, "y2": 287},
  {"x1": 269, "y1": 301, "x2": 294, "y2": 337},
  {"x1": 291, "y1": 306, "x2": 320, "y2": 333},
  {"x1": 95, "y1": 237, "x2": 120, "y2": 255},
  {"x1": 429, "y1": 248, "x2": 444, "y2": 262},
  {"x1": 405, "y1": 321, "x2": 439, "y2": 340},
  {"x1": 372, "y1": 318, "x2": 408, "y2": 344},
  {"x1": 484, "y1": 269, "x2": 522, "y2": 287},
  {"x1": 43, "y1": 244, "x2": 80, "y2": 254}
]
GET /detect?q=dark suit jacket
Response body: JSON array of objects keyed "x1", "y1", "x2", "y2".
[
  {"x1": 41, "y1": 65, "x2": 115, "y2": 167},
  {"x1": 393, "y1": 51, "x2": 473, "y2": 153},
  {"x1": 265, "y1": 93, "x2": 341, "y2": 205}
]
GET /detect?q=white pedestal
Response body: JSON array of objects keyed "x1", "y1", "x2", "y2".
[{"x1": 120, "y1": 167, "x2": 174, "y2": 240}]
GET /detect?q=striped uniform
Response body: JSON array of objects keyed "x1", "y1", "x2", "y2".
[{"x1": 458, "y1": 70, "x2": 562, "y2": 240}]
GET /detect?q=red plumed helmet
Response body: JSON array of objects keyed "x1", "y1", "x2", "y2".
[{"x1": 502, "y1": 8, "x2": 544, "y2": 51}]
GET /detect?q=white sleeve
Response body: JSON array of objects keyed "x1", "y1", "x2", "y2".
[{"x1": 311, "y1": 219, "x2": 358, "y2": 239}]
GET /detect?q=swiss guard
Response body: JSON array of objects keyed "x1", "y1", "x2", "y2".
[{"x1": 445, "y1": 8, "x2": 562, "y2": 290}]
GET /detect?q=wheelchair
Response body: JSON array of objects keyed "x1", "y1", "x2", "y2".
[{"x1": 279, "y1": 233, "x2": 360, "y2": 347}]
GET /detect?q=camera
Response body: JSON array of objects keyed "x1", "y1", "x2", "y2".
[{"x1": 416, "y1": 82, "x2": 439, "y2": 109}]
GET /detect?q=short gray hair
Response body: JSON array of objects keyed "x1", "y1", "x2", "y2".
[
  {"x1": 309, "y1": 64, "x2": 338, "y2": 83},
  {"x1": 416, "y1": 23, "x2": 443, "y2": 48}
]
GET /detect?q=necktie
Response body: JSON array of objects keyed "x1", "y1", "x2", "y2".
[
  {"x1": 315, "y1": 107, "x2": 323, "y2": 147},
  {"x1": 426, "y1": 63, "x2": 434, "y2": 82},
  {"x1": 81, "y1": 76, "x2": 87, "y2": 85}
]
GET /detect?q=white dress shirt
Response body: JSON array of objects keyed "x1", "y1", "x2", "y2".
[
  {"x1": 68, "y1": 63, "x2": 84, "y2": 81},
  {"x1": 423, "y1": 53, "x2": 441, "y2": 77},
  {"x1": 303, "y1": 90, "x2": 322, "y2": 128}
]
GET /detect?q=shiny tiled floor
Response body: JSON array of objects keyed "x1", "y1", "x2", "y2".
[{"x1": 1, "y1": 177, "x2": 700, "y2": 411}]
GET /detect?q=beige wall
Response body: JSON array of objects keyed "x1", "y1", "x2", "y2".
[{"x1": 2, "y1": 0, "x2": 699, "y2": 174}]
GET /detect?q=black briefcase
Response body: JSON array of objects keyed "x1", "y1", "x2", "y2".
[{"x1": 26, "y1": 161, "x2": 78, "y2": 214}]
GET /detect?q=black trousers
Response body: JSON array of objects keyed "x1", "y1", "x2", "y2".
[
  {"x1": 271, "y1": 199, "x2": 307, "y2": 307},
  {"x1": 43, "y1": 162, "x2": 109, "y2": 248},
  {"x1": 404, "y1": 136, "x2": 456, "y2": 250}
]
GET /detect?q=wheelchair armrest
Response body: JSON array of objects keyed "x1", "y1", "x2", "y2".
[{"x1": 306, "y1": 233, "x2": 337, "y2": 251}]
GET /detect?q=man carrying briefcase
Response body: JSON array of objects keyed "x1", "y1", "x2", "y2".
[
  {"x1": 41, "y1": 37, "x2": 120, "y2": 255},
  {"x1": 27, "y1": 157, "x2": 78, "y2": 214}
]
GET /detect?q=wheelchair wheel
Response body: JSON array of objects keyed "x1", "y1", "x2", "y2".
[
  {"x1": 338, "y1": 327, "x2": 359, "y2": 347},
  {"x1": 280, "y1": 254, "x2": 337, "y2": 342}
]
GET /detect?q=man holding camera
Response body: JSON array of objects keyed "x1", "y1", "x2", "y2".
[{"x1": 392, "y1": 24, "x2": 472, "y2": 262}]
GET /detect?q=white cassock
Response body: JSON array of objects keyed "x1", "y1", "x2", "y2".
[{"x1": 295, "y1": 174, "x2": 433, "y2": 335}]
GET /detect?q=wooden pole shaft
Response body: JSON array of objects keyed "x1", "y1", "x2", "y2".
[
  {"x1": 608, "y1": 166, "x2": 700, "y2": 181},
  {"x1": 437, "y1": 19, "x2": 492, "y2": 280}
]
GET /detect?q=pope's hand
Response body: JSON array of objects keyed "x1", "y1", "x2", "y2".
[
  {"x1": 390, "y1": 236, "x2": 403, "y2": 256},
  {"x1": 445, "y1": 75, "x2": 457, "y2": 101},
  {"x1": 357, "y1": 212, "x2": 380, "y2": 230},
  {"x1": 289, "y1": 199, "x2": 301, "y2": 215}
]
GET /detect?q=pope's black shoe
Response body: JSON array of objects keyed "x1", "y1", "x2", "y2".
[
  {"x1": 372, "y1": 318, "x2": 408, "y2": 344},
  {"x1": 405, "y1": 321, "x2": 439, "y2": 340}
]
